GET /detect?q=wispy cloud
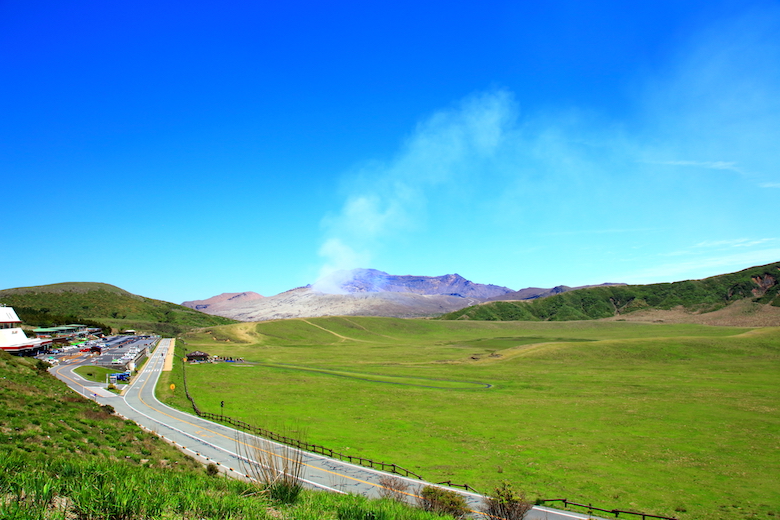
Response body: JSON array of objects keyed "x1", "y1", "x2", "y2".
[
  {"x1": 694, "y1": 238, "x2": 777, "y2": 248},
  {"x1": 314, "y1": 90, "x2": 516, "y2": 291},
  {"x1": 639, "y1": 7, "x2": 780, "y2": 189},
  {"x1": 660, "y1": 238, "x2": 777, "y2": 258},
  {"x1": 315, "y1": 7, "x2": 780, "y2": 290},
  {"x1": 539, "y1": 227, "x2": 661, "y2": 237},
  {"x1": 649, "y1": 160, "x2": 744, "y2": 174},
  {"x1": 623, "y1": 249, "x2": 780, "y2": 284}
]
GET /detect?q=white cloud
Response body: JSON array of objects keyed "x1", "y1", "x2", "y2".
[
  {"x1": 314, "y1": 90, "x2": 516, "y2": 291},
  {"x1": 314, "y1": 7, "x2": 780, "y2": 291},
  {"x1": 695, "y1": 238, "x2": 777, "y2": 249},
  {"x1": 639, "y1": 7, "x2": 780, "y2": 188},
  {"x1": 650, "y1": 160, "x2": 743, "y2": 174},
  {"x1": 624, "y1": 249, "x2": 780, "y2": 284}
]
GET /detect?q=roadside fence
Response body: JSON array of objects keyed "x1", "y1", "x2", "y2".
[
  {"x1": 435, "y1": 480, "x2": 480, "y2": 493},
  {"x1": 538, "y1": 499, "x2": 678, "y2": 520}
]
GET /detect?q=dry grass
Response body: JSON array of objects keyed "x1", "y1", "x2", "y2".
[
  {"x1": 235, "y1": 430, "x2": 304, "y2": 504},
  {"x1": 602, "y1": 300, "x2": 780, "y2": 326}
]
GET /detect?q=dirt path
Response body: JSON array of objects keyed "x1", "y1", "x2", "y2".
[
  {"x1": 298, "y1": 319, "x2": 374, "y2": 343},
  {"x1": 162, "y1": 338, "x2": 175, "y2": 372}
]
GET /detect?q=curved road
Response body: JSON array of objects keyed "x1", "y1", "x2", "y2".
[{"x1": 51, "y1": 338, "x2": 600, "y2": 520}]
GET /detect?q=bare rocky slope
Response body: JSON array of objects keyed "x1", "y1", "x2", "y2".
[
  {"x1": 181, "y1": 291, "x2": 264, "y2": 312},
  {"x1": 204, "y1": 287, "x2": 475, "y2": 321}
]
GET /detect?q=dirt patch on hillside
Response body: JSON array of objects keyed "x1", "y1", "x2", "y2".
[{"x1": 601, "y1": 300, "x2": 780, "y2": 327}]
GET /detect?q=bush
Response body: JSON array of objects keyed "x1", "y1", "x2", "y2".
[
  {"x1": 377, "y1": 475, "x2": 410, "y2": 502},
  {"x1": 205, "y1": 463, "x2": 219, "y2": 477},
  {"x1": 417, "y1": 485, "x2": 469, "y2": 519},
  {"x1": 482, "y1": 481, "x2": 532, "y2": 520}
]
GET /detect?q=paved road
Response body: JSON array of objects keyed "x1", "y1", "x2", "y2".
[{"x1": 51, "y1": 338, "x2": 602, "y2": 520}]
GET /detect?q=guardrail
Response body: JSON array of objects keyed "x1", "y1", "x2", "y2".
[
  {"x1": 538, "y1": 499, "x2": 678, "y2": 520},
  {"x1": 179, "y1": 353, "x2": 426, "y2": 480}
]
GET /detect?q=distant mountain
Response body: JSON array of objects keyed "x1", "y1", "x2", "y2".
[
  {"x1": 0, "y1": 282, "x2": 236, "y2": 335},
  {"x1": 196, "y1": 269, "x2": 513, "y2": 321},
  {"x1": 181, "y1": 292, "x2": 264, "y2": 311},
  {"x1": 201, "y1": 286, "x2": 475, "y2": 321},
  {"x1": 440, "y1": 262, "x2": 780, "y2": 324},
  {"x1": 486, "y1": 283, "x2": 627, "y2": 301},
  {"x1": 313, "y1": 268, "x2": 514, "y2": 299}
]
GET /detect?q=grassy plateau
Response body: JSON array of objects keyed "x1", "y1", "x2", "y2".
[{"x1": 159, "y1": 317, "x2": 780, "y2": 520}]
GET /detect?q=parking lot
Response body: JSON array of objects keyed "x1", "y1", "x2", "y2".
[
  {"x1": 93, "y1": 336, "x2": 158, "y2": 371},
  {"x1": 38, "y1": 335, "x2": 159, "y2": 371}
]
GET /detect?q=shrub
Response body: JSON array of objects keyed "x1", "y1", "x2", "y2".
[
  {"x1": 417, "y1": 485, "x2": 469, "y2": 519},
  {"x1": 482, "y1": 481, "x2": 532, "y2": 520},
  {"x1": 377, "y1": 475, "x2": 410, "y2": 502},
  {"x1": 205, "y1": 462, "x2": 219, "y2": 477}
]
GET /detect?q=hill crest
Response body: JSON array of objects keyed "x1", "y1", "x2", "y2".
[
  {"x1": 313, "y1": 268, "x2": 514, "y2": 298},
  {"x1": 441, "y1": 261, "x2": 780, "y2": 324},
  {"x1": 181, "y1": 292, "x2": 264, "y2": 311}
]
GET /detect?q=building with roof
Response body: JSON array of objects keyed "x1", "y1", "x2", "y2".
[
  {"x1": 0, "y1": 306, "x2": 53, "y2": 356},
  {"x1": 186, "y1": 351, "x2": 210, "y2": 362}
]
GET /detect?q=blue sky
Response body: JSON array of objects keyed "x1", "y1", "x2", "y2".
[{"x1": 2, "y1": 0, "x2": 780, "y2": 303}]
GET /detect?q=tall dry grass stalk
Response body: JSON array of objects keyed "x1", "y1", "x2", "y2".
[
  {"x1": 236, "y1": 429, "x2": 305, "y2": 504},
  {"x1": 377, "y1": 475, "x2": 411, "y2": 502}
]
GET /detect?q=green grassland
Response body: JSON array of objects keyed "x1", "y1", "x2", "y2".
[
  {"x1": 162, "y1": 317, "x2": 780, "y2": 520},
  {"x1": 441, "y1": 261, "x2": 780, "y2": 321},
  {"x1": 0, "y1": 281, "x2": 237, "y2": 335},
  {"x1": 0, "y1": 350, "x2": 456, "y2": 519},
  {"x1": 74, "y1": 365, "x2": 128, "y2": 384}
]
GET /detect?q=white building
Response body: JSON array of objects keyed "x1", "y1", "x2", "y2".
[{"x1": 0, "y1": 306, "x2": 52, "y2": 355}]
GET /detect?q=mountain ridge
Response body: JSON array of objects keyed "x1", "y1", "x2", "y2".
[
  {"x1": 440, "y1": 261, "x2": 780, "y2": 324},
  {"x1": 312, "y1": 268, "x2": 514, "y2": 299}
]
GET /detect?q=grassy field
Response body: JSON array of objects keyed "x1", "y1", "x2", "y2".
[
  {"x1": 160, "y1": 317, "x2": 780, "y2": 520},
  {"x1": 74, "y1": 365, "x2": 128, "y2": 384}
]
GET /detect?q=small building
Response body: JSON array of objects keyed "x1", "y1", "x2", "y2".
[
  {"x1": 0, "y1": 306, "x2": 52, "y2": 356},
  {"x1": 186, "y1": 351, "x2": 210, "y2": 362}
]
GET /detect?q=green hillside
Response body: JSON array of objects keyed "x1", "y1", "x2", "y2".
[
  {"x1": 441, "y1": 261, "x2": 780, "y2": 321},
  {"x1": 0, "y1": 282, "x2": 236, "y2": 335},
  {"x1": 0, "y1": 351, "x2": 454, "y2": 519}
]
